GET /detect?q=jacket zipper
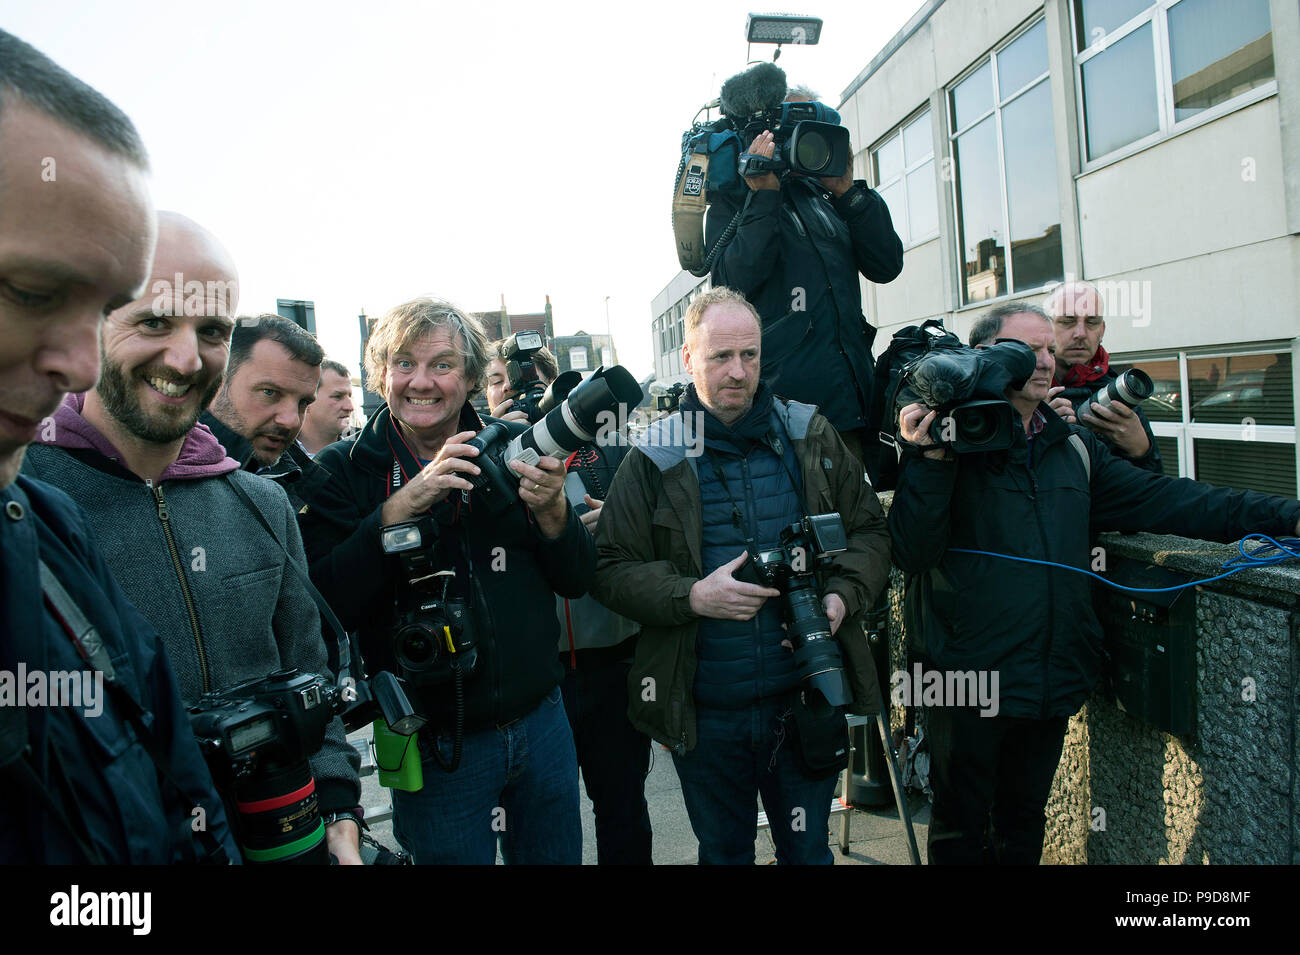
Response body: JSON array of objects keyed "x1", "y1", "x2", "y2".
[
  {"x1": 147, "y1": 479, "x2": 210, "y2": 693},
  {"x1": 739, "y1": 456, "x2": 764, "y2": 697}
]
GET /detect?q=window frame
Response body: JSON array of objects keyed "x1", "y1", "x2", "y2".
[
  {"x1": 946, "y1": 14, "x2": 1060, "y2": 308},
  {"x1": 1072, "y1": 0, "x2": 1279, "y2": 172},
  {"x1": 1120, "y1": 344, "x2": 1297, "y2": 495},
  {"x1": 870, "y1": 106, "x2": 939, "y2": 251}
]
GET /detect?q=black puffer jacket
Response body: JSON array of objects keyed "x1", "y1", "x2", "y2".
[
  {"x1": 297, "y1": 402, "x2": 595, "y2": 732},
  {"x1": 706, "y1": 177, "x2": 903, "y2": 432},
  {"x1": 889, "y1": 407, "x2": 1300, "y2": 720}
]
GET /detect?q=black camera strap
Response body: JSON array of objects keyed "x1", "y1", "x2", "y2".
[
  {"x1": 37, "y1": 560, "x2": 230, "y2": 864},
  {"x1": 222, "y1": 475, "x2": 353, "y2": 682}
]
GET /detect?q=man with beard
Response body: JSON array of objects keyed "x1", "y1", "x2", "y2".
[
  {"x1": 22, "y1": 211, "x2": 363, "y2": 864},
  {"x1": 203, "y1": 313, "x2": 330, "y2": 513}
]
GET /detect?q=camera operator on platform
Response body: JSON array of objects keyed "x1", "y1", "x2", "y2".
[
  {"x1": 485, "y1": 338, "x2": 653, "y2": 865},
  {"x1": 298, "y1": 299, "x2": 593, "y2": 865},
  {"x1": 704, "y1": 65, "x2": 903, "y2": 473},
  {"x1": 890, "y1": 304, "x2": 1300, "y2": 865},
  {"x1": 593, "y1": 287, "x2": 890, "y2": 865}
]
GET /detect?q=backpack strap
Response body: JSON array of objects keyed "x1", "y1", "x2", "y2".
[{"x1": 1068, "y1": 433, "x2": 1091, "y2": 485}]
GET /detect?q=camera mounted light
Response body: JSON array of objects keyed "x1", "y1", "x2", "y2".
[{"x1": 745, "y1": 13, "x2": 823, "y2": 45}]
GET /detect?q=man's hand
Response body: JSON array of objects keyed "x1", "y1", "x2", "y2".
[
  {"x1": 326, "y1": 818, "x2": 363, "y2": 866},
  {"x1": 1079, "y1": 401, "x2": 1150, "y2": 457},
  {"x1": 823, "y1": 592, "x2": 847, "y2": 635},
  {"x1": 898, "y1": 402, "x2": 950, "y2": 461},
  {"x1": 689, "y1": 551, "x2": 781, "y2": 621},
  {"x1": 1047, "y1": 386, "x2": 1077, "y2": 425},
  {"x1": 579, "y1": 493, "x2": 602, "y2": 532},
  {"x1": 381, "y1": 431, "x2": 480, "y2": 525},
  {"x1": 511, "y1": 455, "x2": 568, "y2": 539},
  {"x1": 741, "y1": 130, "x2": 781, "y2": 192},
  {"x1": 490, "y1": 396, "x2": 530, "y2": 424}
]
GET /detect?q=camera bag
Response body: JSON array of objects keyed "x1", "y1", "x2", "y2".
[{"x1": 787, "y1": 689, "x2": 850, "y2": 780}]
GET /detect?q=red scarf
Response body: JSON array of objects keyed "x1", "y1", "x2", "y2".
[{"x1": 1060, "y1": 345, "x2": 1110, "y2": 388}]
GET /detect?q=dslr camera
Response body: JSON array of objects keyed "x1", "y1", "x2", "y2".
[
  {"x1": 500, "y1": 331, "x2": 581, "y2": 424},
  {"x1": 189, "y1": 668, "x2": 348, "y2": 864},
  {"x1": 381, "y1": 518, "x2": 478, "y2": 688},
  {"x1": 467, "y1": 364, "x2": 643, "y2": 514},
  {"x1": 739, "y1": 513, "x2": 853, "y2": 707}
]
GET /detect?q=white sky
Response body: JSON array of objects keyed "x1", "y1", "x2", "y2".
[{"x1": 6, "y1": 0, "x2": 922, "y2": 383}]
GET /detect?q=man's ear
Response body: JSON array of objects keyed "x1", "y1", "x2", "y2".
[{"x1": 682, "y1": 340, "x2": 694, "y2": 375}]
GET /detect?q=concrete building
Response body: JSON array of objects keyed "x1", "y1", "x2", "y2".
[
  {"x1": 650, "y1": 270, "x2": 710, "y2": 386},
  {"x1": 840, "y1": 0, "x2": 1298, "y2": 496}
]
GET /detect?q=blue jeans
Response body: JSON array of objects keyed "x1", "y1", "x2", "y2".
[
  {"x1": 671, "y1": 697, "x2": 838, "y2": 865},
  {"x1": 392, "y1": 686, "x2": 581, "y2": 864}
]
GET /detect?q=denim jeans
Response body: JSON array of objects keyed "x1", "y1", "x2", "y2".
[
  {"x1": 561, "y1": 658, "x2": 653, "y2": 864},
  {"x1": 392, "y1": 686, "x2": 581, "y2": 864},
  {"x1": 671, "y1": 696, "x2": 838, "y2": 865}
]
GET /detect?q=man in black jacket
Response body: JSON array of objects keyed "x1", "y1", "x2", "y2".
[
  {"x1": 298, "y1": 298, "x2": 594, "y2": 865},
  {"x1": 204, "y1": 312, "x2": 332, "y2": 513},
  {"x1": 705, "y1": 82, "x2": 903, "y2": 470},
  {"x1": 1043, "y1": 280, "x2": 1162, "y2": 474},
  {"x1": 891, "y1": 307, "x2": 1300, "y2": 865}
]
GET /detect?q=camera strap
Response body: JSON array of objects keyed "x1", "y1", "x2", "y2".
[
  {"x1": 222, "y1": 476, "x2": 353, "y2": 683},
  {"x1": 37, "y1": 560, "x2": 231, "y2": 864}
]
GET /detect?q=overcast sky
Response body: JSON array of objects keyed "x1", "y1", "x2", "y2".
[{"x1": 6, "y1": 0, "x2": 922, "y2": 383}]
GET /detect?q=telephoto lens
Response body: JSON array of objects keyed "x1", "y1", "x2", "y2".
[{"x1": 1088, "y1": 368, "x2": 1154, "y2": 411}]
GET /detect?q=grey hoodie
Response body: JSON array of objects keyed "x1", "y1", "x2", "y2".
[{"x1": 22, "y1": 394, "x2": 361, "y2": 817}]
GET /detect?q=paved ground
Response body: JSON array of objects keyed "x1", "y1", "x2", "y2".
[{"x1": 349, "y1": 726, "x2": 930, "y2": 865}]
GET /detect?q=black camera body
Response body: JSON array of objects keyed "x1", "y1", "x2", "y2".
[
  {"x1": 895, "y1": 339, "x2": 1038, "y2": 453},
  {"x1": 381, "y1": 520, "x2": 479, "y2": 688},
  {"x1": 740, "y1": 513, "x2": 853, "y2": 707},
  {"x1": 188, "y1": 668, "x2": 345, "y2": 864},
  {"x1": 502, "y1": 330, "x2": 551, "y2": 423}
]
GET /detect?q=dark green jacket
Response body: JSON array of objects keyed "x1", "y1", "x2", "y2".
[{"x1": 592, "y1": 398, "x2": 891, "y2": 752}]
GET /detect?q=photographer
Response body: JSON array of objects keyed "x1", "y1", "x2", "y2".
[
  {"x1": 23, "y1": 212, "x2": 363, "y2": 865},
  {"x1": 298, "y1": 300, "x2": 593, "y2": 865},
  {"x1": 705, "y1": 67, "x2": 903, "y2": 470},
  {"x1": 485, "y1": 338, "x2": 653, "y2": 865},
  {"x1": 593, "y1": 288, "x2": 891, "y2": 865},
  {"x1": 890, "y1": 304, "x2": 1300, "y2": 865},
  {"x1": 1043, "y1": 281, "x2": 1162, "y2": 474}
]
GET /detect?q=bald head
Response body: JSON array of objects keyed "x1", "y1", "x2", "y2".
[
  {"x1": 152, "y1": 211, "x2": 239, "y2": 317},
  {"x1": 1045, "y1": 281, "x2": 1105, "y2": 376}
]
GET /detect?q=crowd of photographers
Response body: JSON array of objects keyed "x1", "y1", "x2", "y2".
[{"x1": 5, "y1": 30, "x2": 1300, "y2": 869}]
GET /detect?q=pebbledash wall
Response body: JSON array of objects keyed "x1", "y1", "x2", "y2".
[{"x1": 880, "y1": 491, "x2": 1300, "y2": 863}]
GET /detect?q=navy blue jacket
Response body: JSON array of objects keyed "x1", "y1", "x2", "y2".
[
  {"x1": 693, "y1": 426, "x2": 803, "y2": 707},
  {"x1": 0, "y1": 476, "x2": 238, "y2": 864}
]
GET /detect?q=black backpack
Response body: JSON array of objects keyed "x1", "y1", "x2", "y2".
[{"x1": 864, "y1": 319, "x2": 964, "y2": 491}]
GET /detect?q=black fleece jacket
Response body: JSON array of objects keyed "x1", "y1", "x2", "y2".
[{"x1": 296, "y1": 402, "x2": 595, "y2": 731}]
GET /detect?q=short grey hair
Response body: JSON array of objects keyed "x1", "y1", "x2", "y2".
[
  {"x1": 320, "y1": 359, "x2": 351, "y2": 380},
  {"x1": 0, "y1": 29, "x2": 148, "y2": 168},
  {"x1": 969, "y1": 302, "x2": 1052, "y2": 347}
]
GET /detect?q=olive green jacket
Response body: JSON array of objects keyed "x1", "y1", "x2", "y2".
[{"x1": 592, "y1": 398, "x2": 891, "y2": 752}]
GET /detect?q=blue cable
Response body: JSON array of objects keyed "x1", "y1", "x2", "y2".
[{"x1": 949, "y1": 535, "x2": 1300, "y2": 594}]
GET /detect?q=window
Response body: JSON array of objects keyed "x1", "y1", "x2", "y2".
[
  {"x1": 872, "y1": 109, "x2": 938, "y2": 246},
  {"x1": 1074, "y1": 0, "x2": 1275, "y2": 163},
  {"x1": 948, "y1": 18, "x2": 1064, "y2": 305},
  {"x1": 1126, "y1": 350, "x2": 1296, "y2": 496}
]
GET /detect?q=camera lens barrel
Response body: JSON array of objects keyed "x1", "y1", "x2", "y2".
[
  {"x1": 233, "y1": 761, "x2": 328, "y2": 864},
  {"x1": 1092, "y1": 368, "x2": 1154, "y2": 410}
]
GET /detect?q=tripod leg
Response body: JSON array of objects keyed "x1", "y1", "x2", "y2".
[{"x1": 876, "y1": 706, "x2": 921, "y2": 865}]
